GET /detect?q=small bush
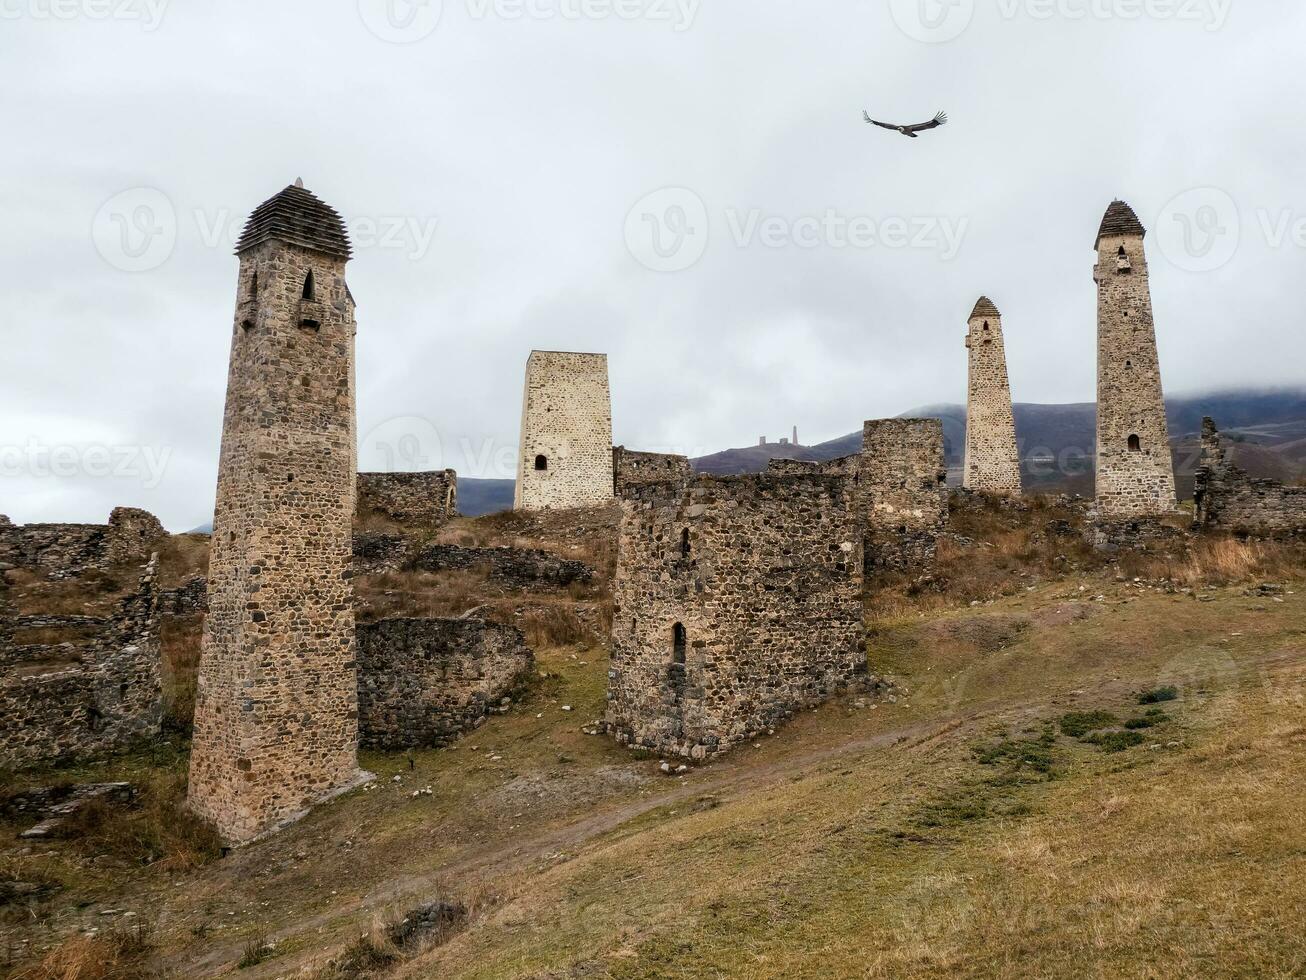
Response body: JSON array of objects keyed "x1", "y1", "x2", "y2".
[
  {"x1": 1125, "y1": 709, "x2": 1169, "y2": 730},
  {"x1": 974, "y1": 728, "x2": 1057, "y2": 775},
  {"x1": 1084, "y1": 730, "x2": 1147, "y2": 753},
  {"x1": 1138, "y1": 686, "x2": 1179, "y2": 705},
  {"x1": 1059, "y1": 711, "x2": 1118, "y2": 738},
  {"x1": 237, "y1": 928, "x2": 274, "y2": 969}
]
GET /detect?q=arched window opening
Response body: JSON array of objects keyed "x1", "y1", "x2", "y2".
[
  {"x1": 1116, "y1": 245, "x2": 1132, "y2": 273},
  {"x1": 680, "y1": 528, "x2": 691, "y2": 558},
  {"x1": 302, "y1": 270, "x2": 316, "y2": 300},
  {"x1": 534, "y1": 454, "x2": 549, "y2": 472},
  {"x1": 1128, "y1": 434, "x2": 1142, "y2": 453},
  {"x1": 672, "y1": 623, "x2": 687, "y2": 665},
  {"x1": 982, "y1": 321, "x2": 990, "y2": 331},
  {"x1": 1125, "y1": 360, "x2": 1133, "y2": 369}
]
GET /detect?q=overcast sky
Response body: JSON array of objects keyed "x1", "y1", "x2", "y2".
[{"x1": 2, "y1": 0, "x2": 1304, "y2": 529}]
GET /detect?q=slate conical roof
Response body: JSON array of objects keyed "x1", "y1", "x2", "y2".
[
  {"x1": 1095, "y1": 200, "x2": 1146, "y2": 248},
  {"x1": 970, "y1": 296, "x2": 1000, "y2": 320},
  {"x1": 235, "y1": 182, "x2": 352, "y2": 259}
]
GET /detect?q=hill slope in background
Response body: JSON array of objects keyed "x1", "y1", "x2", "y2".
[{"x1": 691, "y1": 388, "x2": 1306, "y2": 498}]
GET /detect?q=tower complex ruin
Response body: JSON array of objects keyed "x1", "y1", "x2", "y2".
[
  {"x1": 188, "y1": 182, "x2": 367, "y2": 845},
  {"x1": 514, "y1": 351, "x2": 614, "y2": 511},
  {"x1": 963, "y1": 297, "x2": 1022, "y2": 495},
  {"x1": 1093, "y1": 200, "x2": 1177, "y2": 518}
]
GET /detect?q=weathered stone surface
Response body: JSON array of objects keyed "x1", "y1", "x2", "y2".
[
  {"x1": 613, "y1": 447, "x2": 693, "y2": 494},
  {"x1": 353, "y1": 533, "x2": 413, "y2": 575},
  {"x1": 861, "y1": 419, "x2": 949, "y2": 572},
  {"x1": 0, "y1": 558, "x2": 163, "y2": 769},
  {"x1": 1194, "y1": 418, "x2": 1306, "y2": 535},
  {"x1": 0, "y1": 508, "x2": 165, "y2": 577},
  {"x1": 515, "y1": 351, "x2": 614, "y2": 511},
  {"x1": 1094, "y1": 200, "x2": 1177, "y2": 518},
  {"x1": 606, "y1": 468, "x2": 867, "y2": 759},
  {"x1": 964, "y1": 297, "x2": 1022, "y2": 495},
  {"x1": 412, "y1": 544, "x2": 594, "y2": 588},
  {"x1": 188, "y1": 183, "x2": 365, "y2": 846},
  {"x1": 356, "y1": 618, "x2": 534, "y2": 750},
  {"x1": 357, "y1": 471, "x2": 458, "y2": 528}
]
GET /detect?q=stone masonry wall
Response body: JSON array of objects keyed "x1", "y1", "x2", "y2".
[
  {"x1": 0, "y1": 508, "x2": 166, "y2": 577},
  {"x1": 1094, "y1": 202, "x2": 1177, "y2": 518},
  {"x1": 0, "y1": 557, "x2": 163, "y2": 769},
  {"x1": 515, "y1": 351, "x2": 614, "y2": 511},
  {"x1": 1194, "y1": 418, "x2": 1306, "y2": 535},
  {"x1": 357, "y1": 471, "x2": 458, "y2": 528},
  {"x1": 862, "y1": 419, "x2": 949, "y2": 572},
  {"x1": 613, "y1": 447, "x2": 693, "y2": 494},
  {"x1": 964, "y1": 299, "x2": 1022, "y2": 495},
  {"x1": 356, "y1": 618, "x2": 535, "y2": 750},
  {"x1": 606, "y1": 468, "x2": 866, "y2": 760},
  {"x1": 189, "y1": 206, "x2": 364, "y2": 846}
]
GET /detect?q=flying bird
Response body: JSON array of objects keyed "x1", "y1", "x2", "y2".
[{"x1": 863, "y1": 110, "x2": 948, "y2": 138}]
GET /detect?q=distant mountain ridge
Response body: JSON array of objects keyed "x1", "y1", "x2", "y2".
[{"x1": 691, "y1": 389, "x2": 1306, "y2": 498}]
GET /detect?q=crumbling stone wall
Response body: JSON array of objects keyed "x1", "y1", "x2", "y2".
[
  {"x1": 862, "y1": 419, "x2": 949, "y2": 571},
  {"x1": 189, "y1": 183, "x2": 366, "y2": 846},
  {"x1": 964, "y1": 297, "x2": 1022, "y2": 495},
  {"x1": 0, "y1": 508, "x2": 165, "y2": 577},
  {"x1": 1093, "y1": 200, "x2": 1177, "y2": 518},
  {"x1": 356, "y1": 618, "x2": 534, "y2": 749},
  {"x1": 515, "y1": 351, "x2": 614, "y2": 511},
  {"x1": 606, "y1": 468, "x2": 866, "y2": 759},
  {"x1": 1194, "y1": 418, "x2": 1306, "y2": 535},
  {"x1": 0, "y1": 557, "x2": 163, "y2": 769},
  {"x1": 412, "y1": 544, "x2": 594, "y2": 588},
  {"x1": 613, "y1": 447, "x2": 693, "y2": 494},
  {"x1": 357, "y1": 471, "x2": 458, "y2": 528}
]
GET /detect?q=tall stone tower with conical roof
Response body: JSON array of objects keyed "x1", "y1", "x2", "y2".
[
  {"x1": 1093, "y1": 200, "x2": 1177, "y2": 518},
  {"x1": 963, "y1": 296, "x2": 1022, "y2": 495},
  {"x1": 189, "y1": 181, "x2": 367, "y2": 845}
]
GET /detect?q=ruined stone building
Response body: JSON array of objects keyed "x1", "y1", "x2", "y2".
[
  {"x1": 188, "y1": 182, "x2": 367, "y2": 845},
  {"x1": 613, "y1": 446, "x2": 693, "y2": 494},
  {"x1": 963, "y1": 297, "x2": 1022, "y2": 496},
  {"x1": 356, "y1": 618, "x2": 534, "y2": 750},
  {"x1": 0, "y1": 550, "x2": 163, "y2": 770},
  {"x1": 515, "y1": 351, "x2": 614, "y2": 511},
  {"x1": 356, "y1": 470, "x2": 458, "y2": 528},
  {"x1": 861, "y1": 419, "x2": 949, "y2": 571},
  {"x1": 0, "y1": 508, "x2": 165, "y2": 577},
  {"x1": 1094, "y1": 200, "x2": 1177, "y2": 518},
  {"x1": 606, "y1": 464, "x2": 866, "y2": 759},
  {"x1": 1194, "y1": 418, "x2": 1306, "y2": 535}
]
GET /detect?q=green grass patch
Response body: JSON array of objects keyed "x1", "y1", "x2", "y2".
[
  {"x1": 1138, "y1": 686, "x2": 1179, "y2": 705},
  {"x1": 1059, "y1": 711, "x2": 1118, "y2": 738},
  {"x1": 1083, "y1": 730, "x2": 1147, "y2": 753},
  {"x1": 1124, "y1": 708, "x2": 1169, "y2": 730},
  {"x1": 973, "y1": 726, "x2": 1058, "y2": 776}
]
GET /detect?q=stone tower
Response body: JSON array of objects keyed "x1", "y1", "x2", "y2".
[
  {"x1": 1093, "y1": 200, "x2": 1177, "y2": 518},
  {"x1": 514, "y1": 351, "x2": 614, "y2": 511},
  {"x1": 189, "y1": 181, "x2": 367, "y2": 845},
  {"x1": 963, "y1": 297, "x2": 1022, "y2": 495}
]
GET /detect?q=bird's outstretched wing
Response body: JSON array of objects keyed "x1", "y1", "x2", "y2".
[
  {"x1": 863, "y1": 111, "x2": 899, "y2": 131},
  {"x1": 905, "y1": 111, "x2": 948, "y2": 133}
]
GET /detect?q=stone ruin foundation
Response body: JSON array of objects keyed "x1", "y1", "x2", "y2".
[
  {"x1": 357, "y1": 470, "x2": 458, "y2": 528},
  {"x1": 356, "y1": 618, "x2": 535, "y2": 750},
  {"x1": 1194, "y1": 418, "x2": 1306, "y2": 536},
  {"x1": 605, "y1": 465, "x2": 867, "y2": 759}
]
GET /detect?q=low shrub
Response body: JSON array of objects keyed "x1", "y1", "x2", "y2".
[{"x1": 1058, "y1": 711, "x2": 1118, "y2": 738}]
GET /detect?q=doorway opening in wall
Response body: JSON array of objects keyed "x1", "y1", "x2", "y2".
[
  {"x1": 1128, "y1": 434, "x2": 1142, "y2": 452},
  {"x1": 302, "y1": 270, "x2": 315, "y2": 300},
  {"x1": 535, "y1": 455, "x2": 548, "y2": 471},
  {"x1": 672, "y1": 623, "x2": 686, "y2": 664}
]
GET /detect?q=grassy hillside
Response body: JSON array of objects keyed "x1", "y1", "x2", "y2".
[{"x1": 4, "y1": 502, "x2": 1305, "y2": 978}]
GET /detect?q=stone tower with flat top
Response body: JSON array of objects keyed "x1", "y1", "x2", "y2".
[
  {"x1": 189, "y1": 181, "x2": 367, "y2": 846},
  {"x1": 963, "y1": 296, "x2": 1022, "y2": 495},
  {"x1": 1093, "y1": 200, "x2": 1177, "y2": 518}
]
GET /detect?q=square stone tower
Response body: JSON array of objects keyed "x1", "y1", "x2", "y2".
[
  {"x1": 607, "y1": 465, "x2": 865, "y2": 759},
  {"x1": 188, "y1": 181, "x2": 367, "y2": 845},
  {"x1": 963, "y1": 297, "x2": 1023, "y2": 495},
  {"x1": 1093, "y1": 200, "x2": 1177, "y2": 518},
  {"x1": 514, "y1": 351, "x2": 614, "y2": 511}
]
